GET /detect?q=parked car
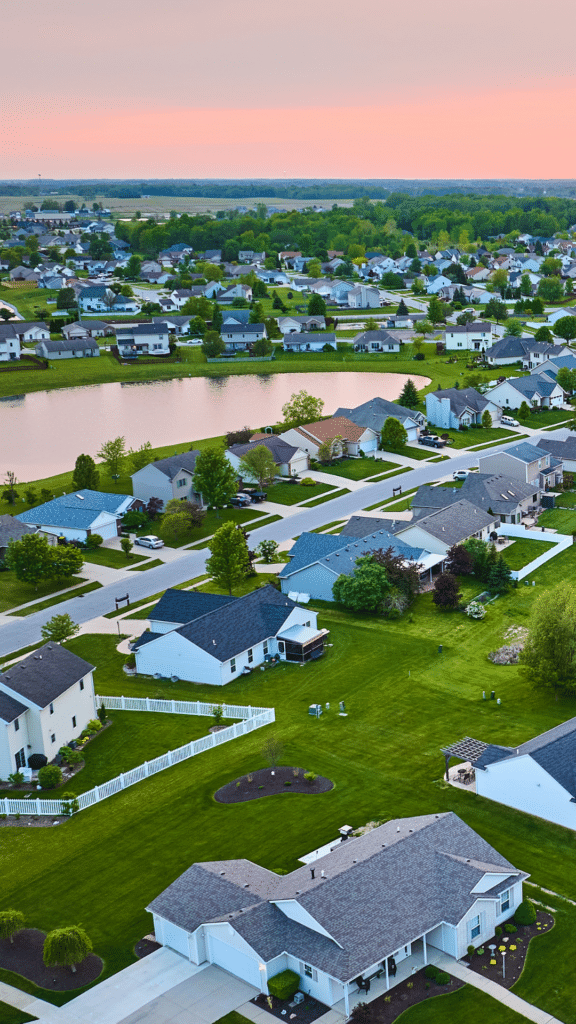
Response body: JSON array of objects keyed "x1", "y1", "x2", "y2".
[
  {"x1": 501, "y1": 414, "x2": 520, "y2": 427},
  {"x1": 229, "y1": 494, "x2": 252, "y2": 508},
  {"x1": 418, "y1": 435, "x2": 446, "y2": 448},
  {"x1": 135, "y1": 535, "x2": 164, "y2": 548},
  {"x1": 453, "y1": 470, "x2": 469, "y2": 481},
  {"x1": 249, "y1": 491, "x2": 268, "y2": 502}
]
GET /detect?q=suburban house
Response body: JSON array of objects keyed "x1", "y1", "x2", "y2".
[
  {"x1": 446, "y1": 718, "x2": 576, "y2": 831},
  {"x1": 444, "y1": 322, "x2": 493, "y2": 352},
  {"x1": 62, "y1": 320, "x2": 110, "y2": 340},
  {"x1": 131, "y1": 451, "x2": 201, "y2": 509},
  {"x1": 282, "y1": 333, "x2": 337, "y2": 353},
  {"x1": 277, "y1": 315, "x2": 326, "y2": 333},
  {"x1": 484, "y1": 338, "x2": 568, "y2": 368},
  {"x1": 133, "y1": 585, "x2": 327, "y2": 684},
  {"x1": 77, "y1": 286, "x2": 115, "y2": 312},
  {"x1": 221, "y1": 324, "x2": 266, "y2": 353},
  {"x1": 279, "y1": 416, "x2": 379, "y2": 458},
  {"x1": 334, "y1": 397, "x2": 425, "y2": 444},
  {"x1": 218, "y1": 284, "x2": 252, "y2": 304},
  {"x1": 147, "y1": 812, "x2": 525, "y2": 1015},
  {"x1": 35, "y1": 338, "x2": 100, "y2": 359},
  {"x1": 16, "y1": 489, "x2": 142, "y2": 543},
  {"x1": 478, "y1": 442, "x2": 563, "y2": 490},
  {"x1": 144, "y1": 589, "x2": 235, "y2": 635},
  {"x1": 0, "y1": 644, "x2": 96, "y2": 778},
  {"x1": 0, "y1": 324, "x2": 21, "y2": 361},
  {"x1": 538, "y1": 436, "x2": 576, "y2": 474},
  {"x1": 394, "y1": 500, "x2": 498, "y2": 556},
  {"x1": 279, "y1": 527, "x2": 437, "y2": 601},
  {"x1": 0, "y1": 515, "x2": 43, "y2": 559},
  {"x1": 412, "y1": 474, "x2": 539, "y2": 525},
  {"x1": 532, "y1": 353, "x2": 576, "y2": 381},
  {"x1": 227, "y1": 436, "x2": 309, "y2": 479},
  {"x1": 115, "y1": 324, "x2": 171, "y2": 357},
  {"x1": 346, "y1": 285, "x2": 380, "y2": 308},
  {"x1": 11, "y1": 321, "x2": 51, "y2": 344},
  {"x1": 487, "y1": 374, "x2": 564, "y2": 411},
  {"x1": 353, "y1": 330, "x2": 401, "y2": 354},
  {"x1": 425, "y1": 388, "x2": 500, "y2": 430}
]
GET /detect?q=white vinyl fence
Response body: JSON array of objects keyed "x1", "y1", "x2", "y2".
[{"x1": 2, "y1": 696, "x2": 274, "y2": 818}]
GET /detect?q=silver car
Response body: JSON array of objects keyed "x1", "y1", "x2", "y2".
[{"x1": 135, "y1": 535, "x2": 164, "y2": 549}]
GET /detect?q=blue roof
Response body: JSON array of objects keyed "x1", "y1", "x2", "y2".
[
  {"x1": 16, "y1": 489, "x2": 132, "y2": 530},
  {"x1": 278, "y1": 534, "x2": 348, "y2": 578},
  {"x1": 507, "y1": 375, "x2": 558, "y2": 398},
  {"x1": 280, "y1": 528, "x2": 427, "y2": 580},
  {"x1": 502, "y1": 442, "x2": 549, "y2": 463}
]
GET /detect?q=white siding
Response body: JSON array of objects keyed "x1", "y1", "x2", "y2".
[
  {"x1": 132, "y1": 464, "x2": 175, "y2": 509},
  {"x1": 135, "y1": 631, "x2": 224, "y2": 685},
  {"x1": 476, "y1": 753, "x2": 576, "y2": 831},
  {"x1": 0, "y1": 710, "x2": 32, "y2": 778},
  {"x1": 154, "y1": 915, "x2": 191, "y2": 958},
  {"x1": 280, "y1": 564, "x2": 339, "y2": 602}
]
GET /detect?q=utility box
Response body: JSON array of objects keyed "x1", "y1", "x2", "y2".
[{"x1": 308, "y1": 704, "x2": 322, "y2": 717}]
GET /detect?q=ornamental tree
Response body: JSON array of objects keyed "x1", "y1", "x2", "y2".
[
  {"x1": 71, "y1": 454, "x2": 99, "y2": 492},
  {"x1": 5, "y1": 534, "x2": 56, "y2": 589},
  {"x1": 201, "y1": 331, "x2": 225, "y2": 358},
  {"x1": 381, "y1": 416, "x2": 408, "y2": 451},
  {"x1": 553, "y1": 316, "x2": 576, "y2": 342},
  {"x1": 206, "y1": 521, "x2": 250, "y2": 595},
  {"x1": 432, "y1": 572, "x2": 461, "y2": 609},
  {"x1": 0, "y1": 910, "x2": 25, "y2": 944},
  {"x1": 193, "y1": 447, "x2": 239, "y2": 509},
  {"x1": 41, "y1": 614, "x2": 80, "y2": 644},
  {"x1": 43, "y1": 925, "x2": 93, "y2": 973},
  {"x1": 96, "y1": 436, "x2": 126, "y2": 479},
  {"x1": 238, "y1": 445, "x2": 278, "y2": 490}
]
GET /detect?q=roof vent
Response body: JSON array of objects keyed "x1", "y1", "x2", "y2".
[
  {"x1": 321, "y1": 870, "x2": 326, "y2": 878},
  {"x1": 396, "y1": 827, "x2": 400, "y2": 832},
  {"x1": 244, "y1": 883, "x2": 250, "y2": 888},
  {"x1": 220, "y1": 870, "x2": 225, "y2": 875}
]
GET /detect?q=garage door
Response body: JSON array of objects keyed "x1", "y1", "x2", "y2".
[
  {"x1": 208, "y1": 935, "x2": 261, "y2": 987},
  {"x1": 94, "y1": 521, "x2": 119, "y2": 541},
  {"x1": 162, "y1": 921, "x2": 190, "y2": 958}
]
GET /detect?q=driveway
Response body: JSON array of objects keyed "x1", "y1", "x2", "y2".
[{"x1": 116, "y1": 963, "x2": 259, "y2": 1024}]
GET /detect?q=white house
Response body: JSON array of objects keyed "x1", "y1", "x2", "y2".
[
  {"x1": 0, "y1": 644, "x2": 96, "y2": 778},
  {"x1": 227, "y1": 436, "x2": 309, "y2": 479},
  {"x1": 131, "y1": 451, "x2": 201, "y2": 509},
  {"x1": 0, "y1": 324, "x2": 21, "y2": 362},
  {"x1": 353, "y1": 330, "x2": 401, "y2": 354},
  {"x1": 16, "y1": 489, "x2": 141, "y2": 543},
  {"x1": 426, "y1": 274, "x2": 452, "y2": 294},
  {"x1": 147, "y1": 812, "x2": 526, "y2": 1016},
  {"x1": 334, "y1": 397, "x2": 425, "y2": 445},
  {"x1": 115, "y1": 324, "x2": 170, "y2": 357},
  {"x1": 394, "y1": 500, "x2": 498, "y2": 556},
  {"x1": 283, "y1": 333, "x2": 337, "y2": 353},
  {"x1": 277, "y1": 315, "x2": 326, "y2": 334},
  {"x1": 346, "y1": 285, "x2": 380, "y2": 308},
  {"x1": 134, "y1": 585, "x2": 327, "y2": 684},
  {"x1": 444, "y1": 322, "x2": 493, "y2": 352},
  {"x1": 77, "y1": 286, "x2": 116, "y2": 312},
  {"x1": 426, "y1": 388, "x2": 500, "y2": 430},
  {"x1": 487, "y1": 374, "x2": 564, "y2": 411},
  {"x1": 12, "y1": 321, "x2": 50, "y2": 344},
  {"x1": 221, "y1": 324, "x2": 266, "y2": 352},
  {"x1": 538, "y1": 436, "x2": 576, "y2": 474},
  {"x1": 279, "y1": 416, "x2": 379, "y2": 458},
  {"x1": 35, "y1": 338, "x2": 100, "y2": 359}
]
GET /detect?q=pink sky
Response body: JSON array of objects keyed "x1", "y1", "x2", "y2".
[{"x1": 2, "y1": 0, "x2": 575, "y2": 179}]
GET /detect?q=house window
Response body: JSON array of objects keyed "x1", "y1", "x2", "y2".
[
  {"x1": 470, "y1": 915, "x2": 481, "y2": 940},
  {"x1": 14, "y1": 718, "x2": 19, "y2": 732},
  {"x1": 72, "y1": 716, "x2": 76, "y2": 729},
  {"x1": 177, "y1": 478, "x2": 187, "y2": 488},
  {"x1": 230, "y1": 658, "x2": 236, "y2": 673},
  {"x1": 300, "y1": 963, "x2": 317, "y2": 981},
  {"x1": 51, "y1": 733, "x2": 56, "y2": 744},
  {"x1": 263, "y1": 640, "x2": 268, "y2": 655},
  {"x1": 248, "y1": 648, "x2": 253, "y2": 664},
  {"x1": 500, "y1": 890, "x2": 510, "y2": 913},
  {"x1": 49, "y1": 703, "x2": 54, "y2": 715},
  {"x1": 80, "y1": 680, "x2": 84, "y2": 691},
  {"x1": 15, "y1": 748, "x2": 26, "y2": 770}
]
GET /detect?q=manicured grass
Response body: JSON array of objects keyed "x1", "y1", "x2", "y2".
[
  {"x1": 403, "y1": 446, "x2": 437, "y2": 460},
  {"x1": 0, "y1": 283, "x2": 59, "y2": 321},
  {"x1": 471, "y1": 434, "x2": 529, "y2": 452},
  {"x1": 127, "y1": 557, "x2": 164, "y2": 571},
  {"x1": 369, "y1": 465, "x2": 412, "y2": 482},
  {"x1": 513, "y1": 895, "x2": 576, "y2": 1024},
  {"x1": 265, "y1": 481, "x2": 334, "y2": 505},
  {"x1": 9, "y1": 580, "x2": 101, "y2": 616},
  {"x1": 195, "y1": 573, "x2": 278, "y2": 598},
  {"x1": 141, "y1": 506, "x2": 268, "y2": 549},
  {"x1": 102, "y1": 575, "x2": 211, "y2": 617},
  {"x1": 437, "y1": 428, "x2": 517, "y2": 450},
  {"x1": 0, "y1": 1002, "x2": 36, "y2": 1024},
  {"x1": 313, "y1": 458, "x2": 397, "y2": 481},
  {"x1": 555, "y1": 490, "x2": 576, "y2": 509},
  {"x1": 537, "y1": 508, "x2": 576, "y2": 534},
  {"x1": 213, "y1": 1013, "x2": 253, "y2": 1024},
  {"x1": 82, "y1": 547, "x2": 146, "y2": 569},
  {"x1": 399, "y1": 985, "x2": 533, "y2": 1024},
  {"x1": 501, "y1": 537, "x2": 555, "y2": 570},
  {"x1": 299, "y1": 487, "x2": 350, "y2": 507},
  {"x1": 0, "y1": 571, "x2": 86, "y2": 614},
  {"x1": 518, "y1": 409, "x2": 573, "y2": 427},
  {"x1": 5, "y1": 552, "x2": 576, "y2": 1011}
]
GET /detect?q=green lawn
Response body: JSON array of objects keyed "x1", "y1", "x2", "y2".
[
  {"x1": 265, "y1": 481, "x2": 334, "y2": 505},
  {"x1": 3, "y1": 543, "x2": 576, "y2": 1009},
  {"x1": 9, "y1": 580, "x2": 101, "y2": 616},
  {"x1": 0, "y1": 1003, "x2": 36, "y2": 1024},
  {"x1": 404, "y1": 446, "x2": 437, "y2": 461},
  {"x1": 555, "y1": 491, "x2": 576, "y2": 509},
  {"x1": 435, "y1": 428, "x2": 517, "y2": 450},
  {"x1": 537, "y1": 509, "x2": 576, "y2": 534},
  {"x1": 0, "y1": 572, "x2": 86, "y2": 614},
  {"x1": 82, "y1": 547, "x2": 147, "y2": 569},
  {"x1": 140, "y1": 506, "x2": 268, "y2": 549},
  {"x1": 368, "y1": 465, "x2": 412, "y2": 483},
  {"x1": 127, "y1": 557, "x2": 164, "y2": 572},
  {"x1": 195, "y1": 573, "x2": 278, "y2": 598},
  {"x1": 299, "y1": 487, "x2": 350, "y2": 507},
  {"x1": 501, "y1": 538, "x2": 555, "y2": 570},
  {"x1": 313, "y1": 458, "x2": 398, "y2": 481},
  {"x1": 398, "y1": 985, "x2": 533, "y2": 1024},
  {"x1": 518, "y1": 409, "x2": 573, "y2": 427}
]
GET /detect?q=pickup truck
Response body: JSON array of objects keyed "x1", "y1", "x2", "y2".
[{"x1": 417, "y1": 434, "x2": 446, "y2": 449}]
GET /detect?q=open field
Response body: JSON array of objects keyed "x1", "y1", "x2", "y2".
[
  {"x1": 3, "y1": 544, "x2": 576, "y2": 1015},
  {"x1": 0, "y1": 195, "x2": 355, "y2": 219}
]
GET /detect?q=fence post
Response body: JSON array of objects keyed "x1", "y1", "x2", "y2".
[
  {"x1": 120, "y1": 773, "x2": 125, "y2": 789},
  {"x1": 36, "y1": 798, "x2": 41, "y2": 814},
  {"x1": 248, "y1": 705, "x2": 252, "y2": 718},
  {"x1": 121, "y1": 695, "x2": 126, "y2": 710},
  {"x1": 94, "y1": 785, "x2": 100, "y2": 802},
  {"x1": 171, "y1": 700, "x2": 175, "y2": 713},
  {"x1": 144, "y1": 761, "x2": 149, "y2": 776},
  {"x1": 146, "y1": 697, "x2": 150, "y2": 711}
]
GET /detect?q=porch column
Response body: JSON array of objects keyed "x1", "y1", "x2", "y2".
[
  {"x1": 344, "y1": 984, "x2": 350, "y2": 1018},
  {"x1": 385, "y1": 959, "x2": 389, "y2": 990},
  {"x1": 423, "y1": 932, "x2": 428, "y2": 965}
]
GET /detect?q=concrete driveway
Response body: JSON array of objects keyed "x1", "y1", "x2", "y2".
[{"x1": 117, "y1": 963, "x2": 259, "y2": 1024}]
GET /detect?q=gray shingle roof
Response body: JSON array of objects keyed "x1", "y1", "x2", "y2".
[
  {"x1": 16, "y1": 490, "x2": 133, "y2": 530},
  {"x1": 39, "y1": 338, "x2": 99, "y2": 353},
  {"x1": 0, "y1": 514, "x2": 36, "y2": 549},
  {"x1": 142, "y1": 451, "x2": 200, "y2": 481},
  {"x1": 175, "y1": 585, "x2": 300, "y2": 662},
  {"x1": 150, "y1": 588, "x2": 235, "y2": 624},
  {"x1": 430, "y1": 386, "x2": 489, "y2": 416},
  {"x1": 0, "y1": 644, "x2": 94, "y2": 708},
  {"x1": 502, "y1": 374, "x2": 559, "y2": 399},
  {"x1": 334, "y1": 396, "x2": 423, "y2": 432},
  {"x1": 479, "y1": 718, "x2": 576, "y2": 797},
  {"x1": 278, "y1": 533, "x2": 347, "y2": 576},
  {"x1": 500, "y1": 442, "x2": 549, "y2": 464},
  {"x1": 229, "y1": 436, "x2": 300, "y2": 465},
  {"x1": 538, "y1": 437, "x2": 576, "y2": 462},
  {"x1": 148, "y1": 812, "x2": 523, "y2": 983},
  {"x1": 116, "y1": 324, "x2": 167, "y2": 337},
  {"x1": 0, "y1": 691, "x2": 28, "y2": 724},
  {"x1": 460, "y1": 473, "x2": 535, "y2": 515},
  {"x1": 279, "y1": 529, "x2": 427, "y2": 581},
  {"x1": 398, "y1": 500, "x2": 495, "y2": 547}
]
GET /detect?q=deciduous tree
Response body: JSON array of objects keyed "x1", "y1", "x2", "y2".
[
  {"x1": 520, "y1": 584, "x2": 576, "y2": 694},
  {"x1": 96, "y1": 436, "x2": 126, "y2": 479},
  {"x1": 41, "y1": 614, "x2": 80, "y2": 644},
  {"x1": 481, "y1": 409, "x2": 493, "y2": 429},
  {"x1": 206, "y1": 520, "x2": 250, "y2": 595},
  {"x1": 238, "y1": 445, "x2": 277, "y2": 490},
  {"x1": 128, "y1": 442, "x2": 153, "y2": 473},
  {"x1": 193, "y1": 447, "x2": 238, "y2": 509},
  {"x1": 444, "y1": 544, "x2": 474, "y2": 576},
  {"x1": 71, "y1": 454, "x2": 100, "y2": 492},
  {"x1": 381, "y1": 417, "x2": 408, "y2": 451},
  {"x1": 553, "y1": 316, "x2": 576, "y2": 342},
  {"x1": 43, "y1": 926, "x2": 93, "y2": 973},
  {"x1": 432, "y1": 572, "x2": 461, "y2": 609},
  {"x1": 307, "y1": 294, "x2": 326, "y2": 316},
  {"x1": 281, "y1": 390, "x2": 324, "y2": 428},
  {"x1": 5, "y1": 534, "x2": 57, "y2": 589},
  {"x1": 332, "y1": 554, "x2": 391, "y2": 612},
  {"x1": 2, "y1": 470, "x2": 19, "y2": 505},
  {"x1": 0, "y1": 910, "x2": 25, "y2": 944},
  {"x1": 202, "y1": 331, "x2": 225, "y2": 358}
]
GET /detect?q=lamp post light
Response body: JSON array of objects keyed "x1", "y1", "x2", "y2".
[{"x1": 501, "y1": 949, "x2": 506, "y2": 980}]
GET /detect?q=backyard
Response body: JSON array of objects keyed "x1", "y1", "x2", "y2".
[
  {"x1": 500, "y1": 536, "x2": 556, "y2": 570},
  {"x1": 2, "y1": 546, "x2": 576, "y2": 1022}
]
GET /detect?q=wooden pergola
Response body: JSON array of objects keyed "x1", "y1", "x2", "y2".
[{"x1": 441, "y1": 736, "x2": 488, "y2": 781}]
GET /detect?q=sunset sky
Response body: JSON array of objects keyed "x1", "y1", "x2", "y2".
[{"x1": 2, "y1": 0, "x2": 575, "y2": 179}]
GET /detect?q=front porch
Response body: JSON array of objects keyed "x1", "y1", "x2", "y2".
[{"x1": 333, "y1": 940, "x2": 449, "y2": 1018}]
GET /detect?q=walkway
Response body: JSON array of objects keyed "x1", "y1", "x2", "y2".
[{"x1": 433, "y1": 953, "x2": 564, "y2": 1024}]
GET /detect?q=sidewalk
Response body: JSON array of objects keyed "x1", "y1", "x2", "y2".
[{"x1": 433, "y1": 953, "x2": 564, "y2": 1024}]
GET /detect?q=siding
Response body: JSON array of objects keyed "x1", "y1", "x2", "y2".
[
  {"x1": 476, "y1": 753, "x2": 576, "y2": 831},
  {"x1": 280, "y1": 564, "x2": 339, "y2": 602}
]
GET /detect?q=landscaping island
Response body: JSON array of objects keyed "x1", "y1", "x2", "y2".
[
  {"x1": 214, "y1": 766, "x2": 333, "y2": 803},
  {"x1": 0, "y1": 930, "x2": 103, "y2": 992}
]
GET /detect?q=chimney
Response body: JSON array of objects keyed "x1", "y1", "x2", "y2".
[
  {"x1": 321, "y1": 870, "x2": 326, "y2": 878},
  {"x1": 310, "y1": 868, "x2": 315, "y2": 880}
]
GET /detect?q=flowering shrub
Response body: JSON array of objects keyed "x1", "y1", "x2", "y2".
[{"x1": 466, "y1": 600, "x2": 486, "y2": 619}]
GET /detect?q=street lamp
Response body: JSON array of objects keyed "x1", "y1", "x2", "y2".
[{"x1": 501, "y1": 949, "x2": 506, "y2": 980}]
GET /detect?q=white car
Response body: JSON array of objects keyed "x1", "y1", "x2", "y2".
[{"x1": 135, "y1": 535, "x2": 164, "y2": 549}]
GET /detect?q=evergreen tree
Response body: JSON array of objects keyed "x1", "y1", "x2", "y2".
[
  {"x1": 206, "y1": 521, "x2": 250, "y2": 595},
  {"x1": 211, "y1": 303, "x2": 223, "y2": 332},
  {"x1": 398, "y1": 378, "x2": 419, "y2": 409},
  {"x1": 488, "y1": 555, "x2": 513, "y2": 593},
  {"x1": 192, "y1": 446, "x2": 238, "y2": 509},
  {"x1": 71, "y1": 454, "x2": 100, "y2": 491},
  {"x1": 396, "y1": 298, "x2": 409, "y2": 316}
]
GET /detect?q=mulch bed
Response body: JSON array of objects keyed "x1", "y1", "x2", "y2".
[
  {"x1": 355, "y1": 969, "x2": 464, "y2": 1023},
  {"x1": 134, "y1": 936, "x2": 161, "y2": 959},
  {"x1": 252, "y1": 991, "x2": 329, "y2": 1023},
  {"x1": 0, "y1": 815, "x2": 66, "y2": 828},
  {"x1": 0, "y1": 929, "x2": 103, "y2": 991},
  {"x1": 215, "y1": 766, "x2": 333, "y2": 804},
  {"x1": 462, "y1": 910, "x2": 554, "y2": 989}
]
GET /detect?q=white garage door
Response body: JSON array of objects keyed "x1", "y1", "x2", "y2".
[
  {"x1": 95, "y1": 521, "x2": 119, "y2": 541},
  {"x1": 162, "y1": 921, "x2": 190, "y2": 958},
  {"x1": 208, "y1": 935, "x2": 261, "y2": 987}
]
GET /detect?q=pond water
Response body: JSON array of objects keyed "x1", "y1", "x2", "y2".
[{"x1": 0, "y1": 371, "x2": 429, "y2": 481}]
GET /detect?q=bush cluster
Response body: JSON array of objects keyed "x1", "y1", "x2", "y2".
[
  {"x1": 267, "y1": 969, "x2": 300, "y2": 1001},
  {"x1": 515, "y1": 899, "x2": 537, "y2": 926}
]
